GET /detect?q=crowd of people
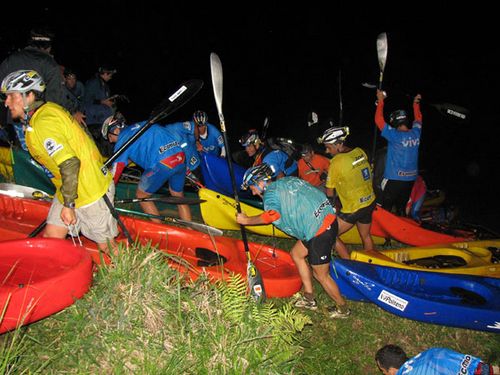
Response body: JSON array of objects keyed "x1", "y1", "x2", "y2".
[{"x1": 1, "y1": 26, "x2": 497, "y2": 373}]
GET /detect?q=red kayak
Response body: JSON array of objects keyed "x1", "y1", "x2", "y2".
[
  {"x1": 371, "y1": 205, "x2": 472, "y2": 246},
  {"x1": 0, "y1": 195, "x2": 302, "y2": 299},
  {"x1": 0, "y1": 238, "x2": 92, "y2": 334}
]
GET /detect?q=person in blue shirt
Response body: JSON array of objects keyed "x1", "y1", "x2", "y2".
[
  {"x1": 239, "y1": 129, "x2": 297, "y2": 179},
  {"x1": 375, "y1": 344, "x2": 494, "y2": 375},
  {"x1": 236, "y1": 163, "x2": 350, "y2": 319},
  {"x1": 102, "y1": 113, "x2": 194, "y2": 222},
  {"x1": 375, "y1": 90, "x2": 422, "y2": 216},
  {"x1": 192, "y1": 110, "x2": 225, "y2": 157}
]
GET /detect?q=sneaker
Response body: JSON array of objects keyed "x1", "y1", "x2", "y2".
[
  {"x1": 328, "y1": 305, "x2": 351, "y2": 319},
  {"x1": 293, "y1": 293, "x2": 318, "y2": 310}
]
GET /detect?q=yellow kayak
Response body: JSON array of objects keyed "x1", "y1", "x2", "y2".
[
  {"x1": 199, "y1": 188, "x2": 386, "y2": 245},
  {"x1": 350, "y1": 240, "x2": 500, "y2": 278}
]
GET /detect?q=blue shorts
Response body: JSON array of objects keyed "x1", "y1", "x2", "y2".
[{"x1": 138, "y1": 153, "x2": 186, "y2": 193}]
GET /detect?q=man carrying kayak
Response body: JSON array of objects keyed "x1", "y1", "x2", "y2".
[{"x1": 236, "y1": 163, "x2": 350, "y2": 319}]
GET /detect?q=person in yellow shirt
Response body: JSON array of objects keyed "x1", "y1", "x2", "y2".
[
  {"x1": 1, "y1": 70, "x2": 118, "y2": 254},
  {"x1": 320, "y1": 126, "x2": 376, "y2": 257}
]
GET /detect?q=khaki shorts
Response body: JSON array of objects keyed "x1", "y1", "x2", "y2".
[{"x1": 47, "y1": 183, "x2": 119, "y2": 244}]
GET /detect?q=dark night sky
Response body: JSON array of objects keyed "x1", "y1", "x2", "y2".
[{"x1": 1, "y1": 3, "x2": 499, "y2": 228}]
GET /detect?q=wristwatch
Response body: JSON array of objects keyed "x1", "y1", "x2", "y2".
[{"x1": 64, "y1": 202, "x2": 76, "y2": 209}]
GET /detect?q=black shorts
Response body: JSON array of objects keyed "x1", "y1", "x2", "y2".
[
  {"x1": 338, "y1": 201, "x2": 376, "y2": 225},
  {"x1": 303, "y1": 219, "x2": 339, "y2": 265}
]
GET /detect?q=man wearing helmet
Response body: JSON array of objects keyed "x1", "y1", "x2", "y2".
[
  {"x1": 375, "y1": 90, "x2": 422, "y2": 216},
  {"x1": 192, "y1": 110, "x2": 225, "y2": 157},
  {"x1": 297, "y1": 143, "x2": 330, "y2": 192},
  {"x1": 236, "y1": 164, "x2": 351, "y2": 319},
  {"x1": 320, "y1": 126, "x2": 376, "y2": 257},
  {"x1": 1, "y1": 70, "x2": 118, "y2": 254},
  {"x1": 239, "y1": 129, "x2": 297, "y2": 179},
  {"x1": 102, "y1": 113, "x2": 196, "y2": 222}
]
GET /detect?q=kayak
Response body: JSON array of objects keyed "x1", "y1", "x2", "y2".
[
  {"x1": 330, "y1": 259, "x2": 500, "y2": 333},
  {"x1": 0, "y1": 238, "x2": 93, "y2": 334},
  {"x1": 0, "y1": 145, "x2": 202, "y2": 218},
  {"x1": 0, "y1": 194, "x2": 301, "y2": 298},
  {"x1": 350, "y1": 240, "x2": 500, "y2": 277},
  {"x1": 199, "y1": 187, "x2": 387, "y2": 245},
  {"x1": 200, "y1": 152, "x2": 253, "y2": 199},
  {"x1": 199, "y1": 187, "x2": 471, "y2": 246}
]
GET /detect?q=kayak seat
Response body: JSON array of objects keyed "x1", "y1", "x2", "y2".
[{"x1": 403, "y1": 255, "x2": 467, "y2": 269}]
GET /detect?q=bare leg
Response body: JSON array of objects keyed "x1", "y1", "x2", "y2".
[
  {"x1": 311, "y1": 263, "x2": 347, "y2": 307},
  {"x1": 136, "y1": 188, "x2": 161, "y2": 223},
  {"x1": 356, "y1": 222, "x2": 375, "y2": 251},
  {"x1": 170, "y1": 188, "x2": 192, "y2": 221},
  {"x1": 290, "y1": 240, "x2": 314, "y2": 294},
  {"x1": 43, "y1": 223, "x2": 68, "y2": 239},
  {"x1": 335, "y1": 218, "x2": 353, "y2": 259}
]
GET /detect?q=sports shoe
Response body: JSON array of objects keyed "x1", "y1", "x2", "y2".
[
  {"x1": 292, "y1": 293, "x2": 318, "y2": 310},
  {"x1": 328, "y1": 305, "x2": 351, "y2": 319}
]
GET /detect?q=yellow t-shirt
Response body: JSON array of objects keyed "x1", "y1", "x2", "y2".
[
  {"x1": 325, "y1": 147, "x2": 375, "y2": 213},
  {"x1": 26, "y1": 102, "x2": 112, "y2": 207}
]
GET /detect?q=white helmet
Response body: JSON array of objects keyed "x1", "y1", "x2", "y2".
[
  {"x1": 319, "y1": 126, "x2": 349, "y2": 144},
  {"x1": 101, "y1": 112, "x2": 126, "y2": 139},
  {"x1": 1, "y1": 70, "x2": 45, "y2": 95}
]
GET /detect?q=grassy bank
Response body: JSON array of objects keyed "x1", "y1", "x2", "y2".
[{"x1": 1, "y1": 234, "x2": 499, "y2": 374}]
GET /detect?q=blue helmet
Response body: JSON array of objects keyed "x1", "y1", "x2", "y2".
[{"x1": 241, "y1": 164, "x2": 273, "y2": 190}]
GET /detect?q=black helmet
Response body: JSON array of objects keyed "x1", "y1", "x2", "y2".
[
  {"x1": 300, "y1": 143, "x2": 314, "y2": 156},
  {"x1": 239, "y1": 129, "x2": 261, "y2": 147},
  {"x1": 389, "y1": 110, "x2": 409, "y2": 128},
  {"x1": 193, "y1": 110, "x2": 208, "y2": 126},
  {"x1": 98, "y1": 65, "x2": 117, "y2": 75},
  {"x1": 28, "y1": 27, "x2": 54, "y2": 49}
]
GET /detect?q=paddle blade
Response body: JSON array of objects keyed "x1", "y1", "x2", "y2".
[
  {"x1": 376, "y1": 32, "x2": 388, "y2": 72},
  {"x1": 430, "y1": 102, "x2": 470, "y2": 123},
  {"x1": 149, "y1": 79, "x2": 204, "y2": 124},
  {"x1": 115, "y1": 196, "x2": 205, "y2": 205},
  {"x1": 247, "y1": 259, "x2": 266, "y2": 303},
  {"x1": 210, "y1": 52, "x2": 224, "y2": 119},
  {"x1": 172, "y1": 217, "x2": 223, "y2": 236}
]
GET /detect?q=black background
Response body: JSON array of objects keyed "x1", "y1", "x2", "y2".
[{"x1": 1, "y1": 3, "x2": 499, "y2": 228}]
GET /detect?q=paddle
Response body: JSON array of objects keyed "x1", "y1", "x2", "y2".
[
  {"x1": 102, "y1": 79, "x2": 204, "y2": 171},
  {"x1": 371, "y1": 32, "x2": 388, "y2": 164},
  {"x1": 114, "y1": 207, "x2": 223, "y2": 236},
  {"x1": 261, "y1": 116, "x2": 270, "y2": 139},
  {"x1": 100, "y1": 79, "x2": 203, "y2": 244},
  {"x1": 115, "y1": 196, "x2": 205, "y2": 205},
  {"x1": 338, "y1": 69, "x2": 343, "y2": 126},
  {"x1": 361, "y1": 82, "x2": 470, "y2": 123},
  {"x1": 210, "y1": 52, "x2": 266, "y2": 302}
]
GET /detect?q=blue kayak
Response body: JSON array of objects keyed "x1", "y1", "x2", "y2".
[
  {"x1": 199, "y1": 153, "x2": 253, "y2": 199},
  {"x1": 330, "y1": 259, "x2": 500, "y2": 333}
]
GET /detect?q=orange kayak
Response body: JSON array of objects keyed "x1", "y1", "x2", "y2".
[{"x1": 0, "y1": 195, "x2": 301, "y2": 299}]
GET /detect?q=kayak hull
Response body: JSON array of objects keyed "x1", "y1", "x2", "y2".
[
  {"x1": 0, "y1": 195, "x2": 301, "y2": 299},
  {"x1": 330, "y1": 259, "x2": 500, "y2": 333},
  {"x1": 0, "y1": 238, "x2": 92, "y2": 334},
  {"x1": 350, "y1": 240, "x2": 500, "y2": 277}
]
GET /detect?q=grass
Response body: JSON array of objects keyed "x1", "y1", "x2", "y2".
[{"x1": 0, "y1": 230, "x2": 499, "y2": 374}]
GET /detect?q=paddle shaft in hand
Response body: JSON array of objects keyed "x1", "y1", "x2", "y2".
[
  {"x1": 210, "y1": 52, "x2": 266, "y2": 302},
  {"x1": 371, "y1": 32, "x2": 388, "y2": 164}
]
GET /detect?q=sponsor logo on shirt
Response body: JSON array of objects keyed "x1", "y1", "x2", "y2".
[
  {"x1": 313, "y1": 199, "x2": 332, "y2": 218},
  {"x1": 402, "y1": 139, "x2": 420, "y2": 147},
  {"x1": 159, "y1": 141, "x2": 180, "y2": 154},
  {"x1": 43, "y1": 138, "x2": 63, "y2": 156},
  {"x1": 361, "y1": 167, "x2": 370, "y2": 180},
  {"x1": 460, "y1": 355, "x2": 473, "y2": 373}
]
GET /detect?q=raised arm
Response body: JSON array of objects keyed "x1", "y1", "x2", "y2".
[
  {"x1": 413, "y1": 94, "x2": 422, "y2": 123},
  {"x1": 375, "y1": 89, "x2": 386, "y2": 131}
]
